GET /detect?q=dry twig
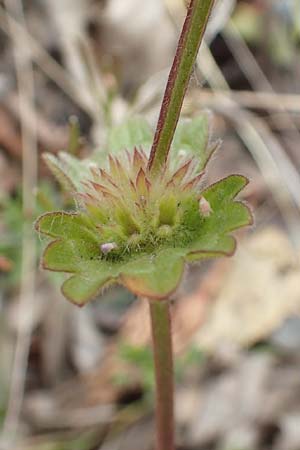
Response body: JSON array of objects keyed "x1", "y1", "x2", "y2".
[{"x1": 0, "y1": 4, "x2": 94, "y2": 117}]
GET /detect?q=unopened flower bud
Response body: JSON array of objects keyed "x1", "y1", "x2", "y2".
[
  {"x1": 199, "y1": 196, "x2": 212, "y2": 217},
  {"x1": 100, "y1": 242, "x2": 118, "y2": 254}
]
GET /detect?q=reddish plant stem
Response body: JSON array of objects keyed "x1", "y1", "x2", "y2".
[
  {"x1": 149, "y1": 300, "x2": 174, "y2": 450},
  {"x1": 147, "y1": 0, "x2": 215, "y2": 176},
  {"x1": 146, "y1": 2, "x2": 215, "y2": 449}
]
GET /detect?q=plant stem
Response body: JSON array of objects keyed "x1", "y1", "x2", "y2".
[
  {"x1": 147, "y1": 2, "x2": 215, "y2": 447},
  {"x1": 149, "y1": 299, "x2": 174, "y2": 450},
  {"x1": 147, "y1": 0, "x2": 215, "y2": 176}
]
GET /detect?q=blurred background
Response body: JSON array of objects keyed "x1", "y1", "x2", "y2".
[{"x1": 1, "y1": 0, "x2": 300, "y2": 449}]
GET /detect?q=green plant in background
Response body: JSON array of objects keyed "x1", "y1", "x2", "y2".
[
  {"x1": 0, "y1": 183, "x2": 59, "y2": 289},
  {"x1": 17, "y1": 431, "x2": 99, "y2": 450},
  {"x1": 35, "y1": 1, "x2": 252, "y2": 450},
  {"x1": 114, "y1": 344, "x2": 155, "y2": 396},
  {"x1": 116, "y1": 343, "x2": 206, "y2": 402},
  {"x1": 232, "y1": 1, "x2": 300, "y2": 68}
]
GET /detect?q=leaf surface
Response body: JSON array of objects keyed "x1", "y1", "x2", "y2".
[
  {"x1": 172, "y1": 114, "x2": 212, "y2": 169},
  {"x1": 122, "y1": 249, "x2": 185, "y2": 299}
]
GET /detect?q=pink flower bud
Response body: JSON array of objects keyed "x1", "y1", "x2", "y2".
[
  {"x1": 199, "y1": 196, "x2": 212, "y2": 217},
  {"x1": 100, "y1": 242, "x2": 118, "y2": 254}
]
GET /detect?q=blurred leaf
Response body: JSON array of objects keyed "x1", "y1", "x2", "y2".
[
  {"x1": 293, "y1": 1, "x2": 300, "y2": 40},
  {"x1": 67, "y1": 115, "x2": 81, "y2": 155},
  {"x1": 106, "y1": 117, "x2": 153, "y2": 155},
  {"x1": 194, "y1": 228, "x2": 300, "y2": 349},
  {"x1": 118, "y1": 344, "x2": 155, "y2": 391},
  {"x1": 269, "y1": 26, "x2": 294, "y2": 68},
  {"x1": 43, "y1": 152, "x2": 94, "y2": 194},
  {"x1": 231, "y1": 4, "x2": 263, "y2": 45},
  {"x1": 19, "y1": 431, "x2": 97, "y2": 450},
  {"x1": 175, "y1": 346, "x2": 206, "y2": 380},
  {"x1": 117, "y1": 343, "x2": 206, "y2": 397},
  {"x1": 171, "y1": 114, "x2": 213, "y2": 170},
  {"x1": 0, "y1": 183, "x2": 60, "y2": 289}
]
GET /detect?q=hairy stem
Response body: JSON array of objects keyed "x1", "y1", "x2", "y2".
[
  {"x1": 148, "y1": 0, "x2": 215, "y2": 176},
  {"x1": 149, "y1": 299, "x2": 174, "y2": 450}
]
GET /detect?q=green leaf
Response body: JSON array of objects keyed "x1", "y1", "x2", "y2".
[
  {"x1": 36, "y1": 152, "x2": 252, "y2": 304},
  {"x1": 35, "y1": 212, "x2": 98, "y2": 242},
  {"x1": 43, "y1": 153, "x2": 77, "y2": 193},
  {"x1": 187, "y1": 235, "x2": 236, "y2": 261},
  {"x1": 121, "y1": 249, "x2": 185, "y2": 299},
  {"x1": 43, "y1": 239, "x2": 99, "y2": 272},
  {"x1": 202, "y1": 175, "x2": 249, "y2": 205},
  {"x1": 43, "y1": 240, "x2": 81, "y2": 272},
  {"x1": 61, "y1": 258, "x2": 122, "y2": 305},
  {"x1": 106, "y1": 117, "x2": 153, "y2": 155},
  {"x1": 187, "y1": 175, "x2": 252, "y2": 259},
  {"x1": 172, "y1": 114, "x2": 211, "y2": 169},
  {"x1": 62, "y1": 271, "x2": 114, "y2": 305},
  {"x1": 43, "y1": 152, "x2": 96, "y2": 193}
]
